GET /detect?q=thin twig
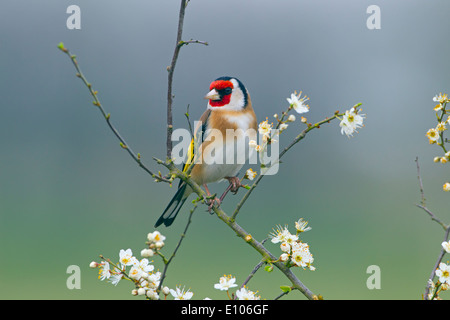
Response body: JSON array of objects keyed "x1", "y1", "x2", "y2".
[
  {"x1": 236, "y1": 239, "x2": 269, "y2": 299},
  {"x1": 179, "y1": 39, "x2": 209, "y2": 47},
  {"x1": 166, "y1": 0, "x2": 208, "y2": 159},
  {"x1": 234, "y1": 259, "x2": 265, "y2": 300},
  {"x1": 57, "y1": 44, "x2": 172, "y2": 184},
  {"x1": 414, "y1": 158, "x2": 448, "y2": 230},
  {"x1": 415, "y1": 204, "x2": 448, "y2": 230},
  {"x1": 415, "y1": 157, "x2": 426, "y2": 206},
  {"x1": 158, "y1": 201, "x2": 199, "y2": 292},
  {"x1": 274, "y1": 287, "x2": 296, "y2": 300},
  {"x1": 415, "y1": 157, "x2": 450, "y2": 299},
  {"x1": 241, "y1": 260, "x2": 265, "y2": 289}
]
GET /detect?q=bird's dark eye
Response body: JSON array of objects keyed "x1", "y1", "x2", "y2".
[{"x1": 223, "y1": 87, "x2": 232, "y2": 95}]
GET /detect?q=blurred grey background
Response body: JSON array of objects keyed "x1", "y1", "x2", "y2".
[{"x1": 1, "y1": 0, "x2": 450, "y2": 299}]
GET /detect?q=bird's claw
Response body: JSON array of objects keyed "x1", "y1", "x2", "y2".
[
  {"x1": 207, "y1": 197, "x2": 221, "y2": 213},
  {"x1": 226, "y1": 176, "x2": 242, "y2": 194}
]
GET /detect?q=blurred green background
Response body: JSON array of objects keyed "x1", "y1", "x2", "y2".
[{"x1": 1, "y1": 0, "x2": 450, "y2": 300}]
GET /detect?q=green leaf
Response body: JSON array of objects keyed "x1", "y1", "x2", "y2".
[
  {"x1": 280, "y1": 286, "x2": 292, "y2": 293},
  {"x1": 264, "y1": 265, "x2": 273, "y2": 272},
  {"x1": 57, "y1": 42, "x2": 67, "y2": 52}
]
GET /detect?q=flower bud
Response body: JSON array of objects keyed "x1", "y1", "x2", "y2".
[
  {"x1": 141, "y1": 248, "x2": 154, "y2": 258},
  {"x1": 155, "y1": 241, "x2": 165, "y2": 249},
  {"x1": 137, "y1": 288, "x2": 146, "y2": 296},
  {"x1": 280, "y1": 253, "x2": 289, "y2": 262},
  {"x1": 162, "y1": 286, "x2": 170, "y2": 295}
]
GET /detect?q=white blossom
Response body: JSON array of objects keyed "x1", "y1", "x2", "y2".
[
  {"x1": 214, "y1": 275, "x2": 238, "y2": 291},
  {"x1": 170, "y1": 286, "x2": 193, "y2": 300}
]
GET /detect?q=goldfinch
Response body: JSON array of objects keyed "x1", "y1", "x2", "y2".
[{"x1": 155, "y1": 76, "x2": 258, "y2": 227}]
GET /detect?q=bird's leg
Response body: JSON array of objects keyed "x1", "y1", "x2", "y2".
[
  {"x1": 225, "y1": 176, "x2": 242, "y2": 194},
  {"x1": 219, "y1": 184, "x2": 232, "y2": 203},
  {"x1": 203, "y1": 184, "x2": 221, "y2": 212}
]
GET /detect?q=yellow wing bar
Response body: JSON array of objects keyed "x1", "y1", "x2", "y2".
[{"x1": 182, "y1": 137, "x2": 195, "y2": 172}]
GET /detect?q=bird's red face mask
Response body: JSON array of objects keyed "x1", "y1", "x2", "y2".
[{"x1": 205, "y1": 80, "x2": 234, "y2": 107}]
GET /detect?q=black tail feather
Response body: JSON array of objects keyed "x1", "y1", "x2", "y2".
[{"x1": 154, "y1": 183, "x2": 189, "y2": 227}]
